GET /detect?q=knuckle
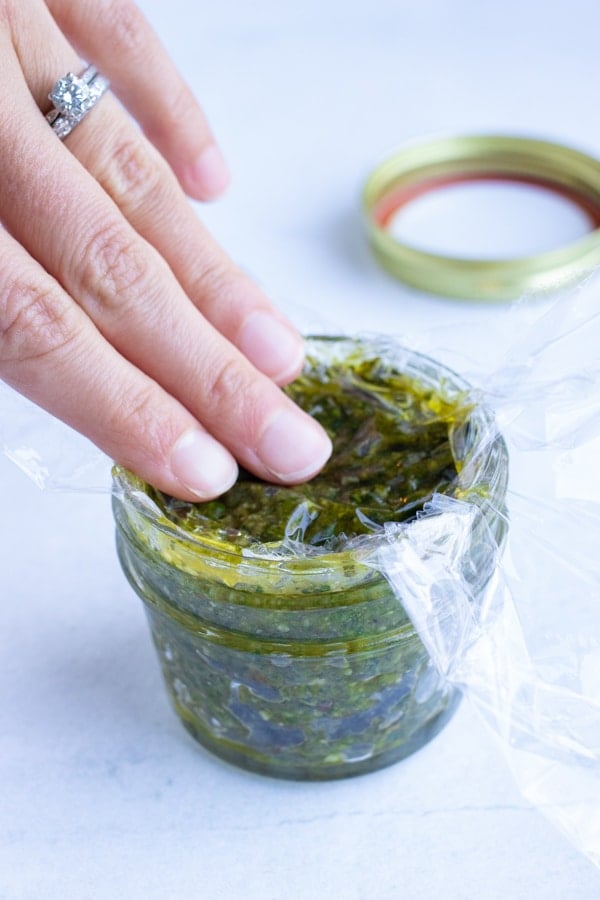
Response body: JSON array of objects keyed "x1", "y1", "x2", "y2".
[
  {"x1": 162, "y1": 81, "x2": 198, "y2": 128},
  {"x1": 107, "y1": 382, "x2": 179, "y2": 470},
  {"x1": 80, "y1": 220, "x2": 149, "y2": 312},
  {"x1": 108, "y1": 381, "x2": 158, "y2": 445},
  {"x1": 0, "y1": 278, "x2": 74, "y2": 366},
  {"x1": 207, "y1": 354, "x2": 264, "y2": 434},
  {"x1": 109, "y1": 134, "x2": 165, "y2": 208},
  {"x1": 99, "y1": 0, "x2": 146, "y2": 56},
  {"x1": 209, "y1": 356, "x2": 251, "y2": 405},
  {"x1": 191, "y1": 254, "x2": 235, "y2": 305}
]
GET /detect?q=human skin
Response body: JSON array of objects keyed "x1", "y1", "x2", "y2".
[{"x1": 0, "y1": 0, "x2": 332, "y2": 501}]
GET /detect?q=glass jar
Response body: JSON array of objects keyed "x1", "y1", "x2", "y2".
[{"x1": 113, "y1": 337, "x2": 508, "y2": 780}]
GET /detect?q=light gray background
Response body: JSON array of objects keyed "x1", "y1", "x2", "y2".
[{"x1": 1, "y1": 1, "x2": 599, "y2": 897}]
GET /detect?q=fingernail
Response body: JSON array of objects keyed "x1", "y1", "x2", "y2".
[
  {"x1": 189, "y1": 145, "x2": 230, "y2": 199},
  {"x1": 257, "y1": 410, "x2": 333, "y2": 482},
  {"x1": 238, "y1": 312, "x2": 305, "y2": 382},
  {"x1": 171, "y1": 428, "x2": 238, "y2": 498}
]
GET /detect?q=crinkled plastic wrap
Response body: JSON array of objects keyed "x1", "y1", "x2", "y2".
[
  {"x1": 1, "y1": 282, "x2": 599, "y2": 864},
  {"x1": 111, "y1": 335, "x2": 510, "y2": 782},
  {"x1": 367, "y1": 281, "x2": 600, "y2": 866}
]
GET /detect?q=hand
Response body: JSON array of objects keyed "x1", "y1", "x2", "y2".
[{"x1": 0, "y1": 0, "x2": 332, "y2": 500}]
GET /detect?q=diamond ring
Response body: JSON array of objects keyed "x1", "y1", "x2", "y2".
[{"x1": 46, "y1": 65, "x2": 109, "y2": 140}]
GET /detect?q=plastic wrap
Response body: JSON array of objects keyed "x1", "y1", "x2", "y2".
[{"x1": 1, "y1": 281, "x2": 599, "y2": 865}]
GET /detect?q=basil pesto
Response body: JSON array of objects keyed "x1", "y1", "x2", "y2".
[
  {"x1": 146, "y1": 347, "x2": 465, "y2": 550},
  {"x1": 113, "y1": 337, "x2": 508, "y2": 780}
]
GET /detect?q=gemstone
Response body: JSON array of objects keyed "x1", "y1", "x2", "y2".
[
  {"x1": 49, "y1": 73, "x2": 91, "y2": 120},
  {"x1": 52, "y1": 117, "x2": 73, "y2": 139}
]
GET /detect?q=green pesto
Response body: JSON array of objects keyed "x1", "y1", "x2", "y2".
[
  {"x1": 113, "y1": 338, "x2": 507, "y2": 780},
  {"x1": 145, "y1": 348, "x2": 467, "y2": 550}
]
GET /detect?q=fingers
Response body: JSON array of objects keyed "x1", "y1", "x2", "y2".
[
  {"x1": 13, "y1": 0, "x2": 305, "y2": 386},
  {"x1": 45, "y1": 0, "x2": 230, "y2": 201},
  {"x1": 67, "y1": 107, "x2": 306, "y2": 386},
  {"x1": 0, "y1": 228, "x2": 238, "y2": 500},
  {"x1": 0, "y1": 21, "x2": 333, "y2": 490}
]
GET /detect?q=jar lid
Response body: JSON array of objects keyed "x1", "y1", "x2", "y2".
[{"x1": 362, "y1": 134, "x2": 600, "y2": 301}]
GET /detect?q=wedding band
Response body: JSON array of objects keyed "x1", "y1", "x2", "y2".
[{"x1": 46, "y1": 65, "x2": 109, "y2": 140}]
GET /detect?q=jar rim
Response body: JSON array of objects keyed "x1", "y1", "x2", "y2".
[
  {"x1": 112, "y1": 336, "x2": 509, "y2": 584},
  {"x1": 363, "y1": 134, "x2": 600, "y2": 300}
]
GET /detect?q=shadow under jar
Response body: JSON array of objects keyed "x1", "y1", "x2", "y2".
[{"x1": 113, "y1": 336, "x2": 508, "y2": 780}]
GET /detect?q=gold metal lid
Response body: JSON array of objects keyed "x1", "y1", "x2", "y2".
[{"x1": 363, "y1": 135, "x2": 600, "y2": 300}]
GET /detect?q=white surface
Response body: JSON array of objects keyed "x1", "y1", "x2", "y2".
[
  {"x1": 390, "y1": 181, "x2": 592, "y2": 257},
  {"x1": 1, "y1": 0, "x2": 600, "y2": 897},
  {"x1": 0, "y1": 467, "x2": 598, "y2": 900}
]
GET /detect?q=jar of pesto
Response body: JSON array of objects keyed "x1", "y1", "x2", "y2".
[{"x1": 113, "y1": 337, "x2": 508, "y2": 780}]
